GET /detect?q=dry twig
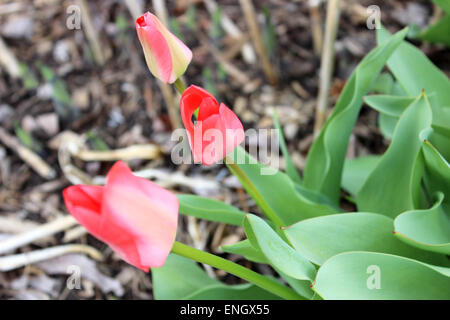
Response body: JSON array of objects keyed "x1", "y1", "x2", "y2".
[
  {"x1": 0, "y1": 215, "x2": 78, "y2": 255},
  {"x1": 239, "y1": 0, "x2": 278, "y2": 86},
  {"x1": 314, "y1": 0, "x2": 340, "y2": 136},
  {"x1": 0, "y1": 244, "x2": 102, "y2": 272}
]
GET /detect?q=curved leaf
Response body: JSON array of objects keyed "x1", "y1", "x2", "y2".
[
  {"x1": 377, "y1": 26, "x2": 450, "y2": 159},
  {"x1": 394, "y1": 193, "x2": 450, "y2": 255},
  {"x1": 243, "y1": 214, "x2": 316, "y2": 281},
  {"x1": 303, "y1": 28, "x2": 408, "y2": 205},
  {"x1": 283, "y1": 212, "x2": 448, "y2": 266},
  {"x1": 313, "y1": 252, "x2": 450, "y2": 300},
  {"x1": 356, "y1": 93, "x2": 432, "y2": 217}
]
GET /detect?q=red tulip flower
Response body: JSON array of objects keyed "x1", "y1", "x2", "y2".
[
  {"x1": 180, "y1": 85, "x2": 245, "y2": 166},
  {"x1": 136, "y1": 12, "x2": 192, "y2": 83},
  {"x1": 62, "y1": 161, "x2": 178, "y2": 272}
]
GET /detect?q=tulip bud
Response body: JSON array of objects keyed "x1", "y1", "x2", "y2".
[
  {"x1": 136, "y1": 12, "x2": 192, "y2": 83},
  {"x1": 63, "y1": 161, "x2": 179, "y2": 271},
  {"x1": 180, "y1": 85, "x2": 245, "y2": 166}
]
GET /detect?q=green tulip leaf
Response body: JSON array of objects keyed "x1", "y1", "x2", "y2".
[
  {"x1": 283, "y1": 212, "x2": 448, "y2": 266},
  {"x1": 394, "y1": 192, "x2": 450, "y2": 255},
  {"x1": 177, "y1": 195, "x2": 247, "y2": 226},
  {"x1": 303, "y1": 28, "x2": 408, "y2": 205},
  {"x1": 356, "y1": 93, "x2": 432, "y2": 217},
  {"x1": 377, "y1": 25, "x2": 450, "y2": 159},
  {"x1": 313, "y1": 252, "x2": 450, "y2": 300},
  {"x1": 243, "y1": 214, "x2": 316, "y2": 281}
]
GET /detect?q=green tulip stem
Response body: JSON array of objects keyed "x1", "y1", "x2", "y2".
[
  {"x1": 171, "y1": 241, "x2": 304, "y2": 300},
  {"x1": 174, "y1": 77, "x2": 187, "y2": 95},
  {"x1": 225, "y1": 154, "x2": 285, "y2": 229}
]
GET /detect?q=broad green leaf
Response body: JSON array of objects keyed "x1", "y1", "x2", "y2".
[
  {"x1": 273, "y1": 109, "x2": 302, "y2": 184},
  {"x1": 342, "y1": 156, "x2": 380, "y2": 196},
  {"x1": 221, "y1": 239, "x2": 267, "y2": 264},
  {"x1": 303, "y1": 28, "x2": 408, "y2": 205},
  {"x1": 377, "y1": 26, "x2": 450, "y2": 158},
  {"x1": 177, "y1": 195, "x2": 247, "y2": 226},
  {"x1": 243, "y1": 214, "x2": 316, "y2": 281},
  {"x1": 363, "y1": 95, "x2": 415, "y2": 117},
  {"x1": 284, "y1": 212, "x2": 448, "y2": 266},
  {"x1": 365, "y1": 93, "x2": 448, "y2": 142},
  {"x1": 313, "y1": 252, "x2": 450, "y2": 300},
  {"x1": 356, "y1": 93, "x2": 432, "y2": 217},
  {"x1": 152, "y1": 254, "x2": 279, "y2": 300},
  {"x1": 377, "y1": 26, "x2": 450, "y2": 109},
  {"x1": 227, "y1": 146, "x2": 337, "y2": 227},
  {"x1": 394, "y1": 193, "x2": 450, "y2": 255},
  {"x1": 417, "y1": 15, "x2": 450, "y2": 47}
]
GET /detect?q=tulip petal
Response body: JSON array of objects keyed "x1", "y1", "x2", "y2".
[
  {"x1": 102, "y1": 161, "x2": 178, "y2": 268},
  {"x1": 149, "y1": 14, "x2": 192, "y2": 83},
  {"x1": 180, "y1": 86, "x2": 245, "y2": 166},
  {"x1": 63, "y1": 185, "x2": 104, "y2": 236},
  {"x1": 219, "y1": 102, "x2": 245, "y2": 156},
  {"x1": 181, "y1": 85, "x2": 218, "y2": 129},
  {"x1": 136, "y1": 14, "x2": 173, "y2": 83}
]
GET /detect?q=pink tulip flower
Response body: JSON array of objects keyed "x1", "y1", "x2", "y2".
[
  {"x1": 180, "y1": 85, "x2": 245, "y2": 166},
  {"x1": 63, "y1": 161, "x2": 179, "y2": 272},
  {"x1": 136, "y1": 12, "x2": 192, "y2": 83}
]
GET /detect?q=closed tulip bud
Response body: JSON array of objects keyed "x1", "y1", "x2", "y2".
[
  {"x1": 136, "y1": 12, "x2": 192, "y2": 83},
  {"x1": 181, "y1": 85, "x2": 245, "y2": 166},
  {"x1": 63, "y1": 161, "x2": 178, "y2": 271}
]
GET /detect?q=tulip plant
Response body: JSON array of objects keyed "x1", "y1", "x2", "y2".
[{"x1": 63, "y1": 11, "x2": 450, "y2": 300}]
